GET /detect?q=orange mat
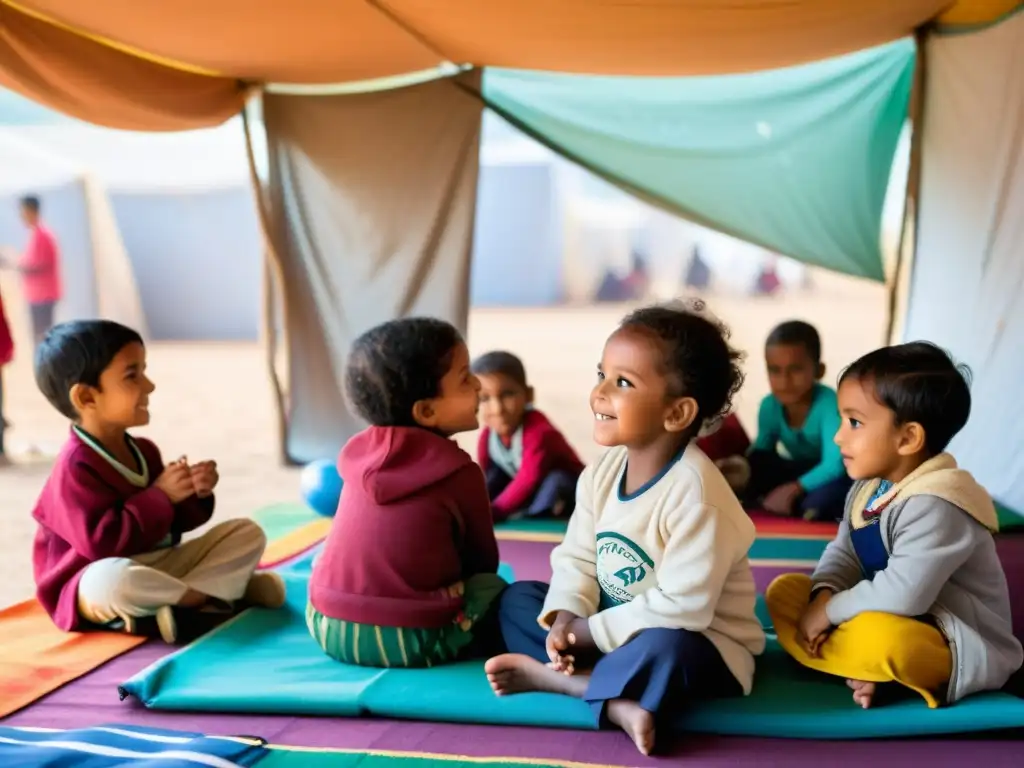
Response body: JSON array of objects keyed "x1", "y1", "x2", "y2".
[{"x1": 0, "y1": 529, "x2": 313, "y2": 719}]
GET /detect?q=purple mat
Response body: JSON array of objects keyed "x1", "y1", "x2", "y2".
[{"x1": 4, "y1": 537, "x2": 1023, "y2": 767}]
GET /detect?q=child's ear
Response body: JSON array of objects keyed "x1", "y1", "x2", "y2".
[
  {"x1": 816, "y1": 362, "x2": 827, "y2": 381},
  {"x1": 665, "y1": 397, "x2": 699, "y2": 434},
  {"x1": 411, "y1": 399, "x2": 438, "y2": 428},
  {"x1": 896, "y1": 421, "x2": 927, "y2": 456},
  {"x1": 525, "y1": 386, "x2": 535, "y2": 405},
  {"x1": 69, "y1": 383, "x2": 95, "y2": 414}
]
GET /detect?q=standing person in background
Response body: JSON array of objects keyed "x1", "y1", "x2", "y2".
[{"x1": 0, "y1": 195, "x2": 63, "y2": 346}]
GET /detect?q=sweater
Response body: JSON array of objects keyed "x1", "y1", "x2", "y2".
[
  {"x1": 750, "y1": 383, "x2": 845, "y2": 492},
  {"x1": 309, "y1": 426, "x2": 500, "y2": 629},
  {"x1": 476, "y1": 409, "x2": 584, "y2": 520},
  {"x1": 815, "y1": 454, "x2": 1023, "y2": 703},
  {"x1": 539, "y1": 443, "x2": 766, "y2": 694},
  {"x1": 32, "y1": 429, "x2": 215, "y2": 631}
]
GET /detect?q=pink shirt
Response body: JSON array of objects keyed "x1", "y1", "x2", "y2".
[{"x1": 20, "y1": 224, "x2": 63, "y2": 304}]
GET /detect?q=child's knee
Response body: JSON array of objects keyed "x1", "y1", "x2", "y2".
[
  {"x1": 76, "y1": 557, "x2": 139, "y2": 622},
  {"x1": 765, "y1": 573, "x2": 812, "y2": 622}
]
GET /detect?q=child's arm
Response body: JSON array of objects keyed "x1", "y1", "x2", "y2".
[
  {"x1": 825, "y1": 498, "x2": 976, "y2": 625},
  {"x1": 797, "y1": 401, "x2": 846, "y2": 492},
  {"x1": 476, "y1": 429, "x2": 490, "y2": 469},
  {"x1": 457, "y1": 465, "x2": 500, "y2": 576},
  {"x1": 810, "y1": 513, "x2": 863, "y2": 595},
  {"x1": 490, "y1": 428, "x2": 557, "y2": 519},
  {"x1": 174, "y1": 495, "x2": 215, "y2": 534},
  {"x1": 540, "y1": 470, "x2": 600, "y2": 624},
  {"x1": 587, "y1": 502, "x2": 738, "y2": 651},
  {"x1": 748, "y1": 396, "x2": 778, "y2": 454}
]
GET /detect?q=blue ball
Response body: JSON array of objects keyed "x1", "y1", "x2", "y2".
[{"x1": 300, "y1": 459, "x2": 344, "y2": 517}]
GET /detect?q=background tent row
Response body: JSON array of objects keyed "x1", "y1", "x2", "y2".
[{"x1": 0, "y1": 1, "x2": 1021, "y2": 524}]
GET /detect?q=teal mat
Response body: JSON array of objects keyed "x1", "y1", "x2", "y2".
[{"x1": 121, "y1": 553, "x2": 1024, "y2": 739}]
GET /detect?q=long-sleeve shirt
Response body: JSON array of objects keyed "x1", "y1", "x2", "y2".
[{"x1": 750, "y1": 383, "x2": 845, "y2": 492}]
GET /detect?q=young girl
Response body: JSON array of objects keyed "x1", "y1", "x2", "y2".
[
  {"x1": 484, "y1": 302, "x2": 766, "y2": 755},
  {"x1": 307, "y1": 317, "x2": 507, "y2": 668}
]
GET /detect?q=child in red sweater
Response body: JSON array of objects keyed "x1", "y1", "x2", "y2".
[
  {"x1": 30, "y1": 320, "x2": 284, "y2": 644},
  {"x1": 307, "y1": 317, "x2": 506, "y2": 668},
  {"x1": 472, "y1": 351, "x2": 584, "y2": 522}
]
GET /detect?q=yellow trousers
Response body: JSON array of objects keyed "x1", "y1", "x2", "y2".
[{"x1": 765, "y1": 573, "x2": 952, "y2": 708}]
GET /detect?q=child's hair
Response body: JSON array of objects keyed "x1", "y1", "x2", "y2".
[
  {"x1": 471, "y1": 351, "x2": 527, "y2": 388},
  {"x1": 839, "y1": 341, "x2": 972, "y2": 456},
  {"x1": 19, "y1": 195, "x2": 40, "y2": 214},
  {"x1": 35, "y1": 320, "x2": 145, "y2": 420},
  {"x1": 345, "y1": 317, "x2": 464, "y2": 427},
  {"x1": 619, "y1": 300, "x2": 744, "y2": 434},
  {"x1": 765, "y1": 320, "x2": 821, "y2": 364}
]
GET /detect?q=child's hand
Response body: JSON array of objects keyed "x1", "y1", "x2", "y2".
[
  {"x1": 154, "y1": 462, "x2": 196, "y2": 504},
  {"x1": 546, "y1": 611, "x2": 577, "y2": 672},
  {"x1": 798, "y1": 590, "x2": 834, "y2": 657},
  {"x1": 190, "y1": 460, "x2": 219, "y2": 498},
  {"x1": 764, "y1": 481, "x2": 802, "y2": 516},
  {"x1": 566, "y1": 617, "x2": 595, "y2": 653}
]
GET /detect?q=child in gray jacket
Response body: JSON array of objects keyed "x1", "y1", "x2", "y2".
[{"x1": 766, "y1": 342, "x2": 1022, "y2": 709}]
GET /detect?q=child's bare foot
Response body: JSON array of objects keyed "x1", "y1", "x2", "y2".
[
  {"x1": 847, "y1": 679, "x2": 876, "y2": 709},
  {"x1": 485, "y1": 654, "x2": 589, "y2": 697},
  {"x1": 606, "y1": 699, "x2": 656, "y2": 755}
]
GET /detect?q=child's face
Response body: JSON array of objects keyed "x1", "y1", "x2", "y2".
[
  {"x1": 413, "y1": 342, "x2": 481, "y2": 436},
  {"x1": 590, "y1": 329, "x2": 695, "y2": 448},
  {"x1": 765, "y1": 343, "x2": 822, "y2": 407},
  {"x1": 835, "y1": 376, "x2": 924, "y2": 481},
  {"x1": 477, "y1": 373, "x2": 532, "y2": 439},
  {"x1": 75, "y1": 342, "x2": 155, "y2": 429}
]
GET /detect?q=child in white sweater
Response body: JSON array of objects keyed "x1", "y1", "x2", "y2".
[{"x1": 484, "y1": 302, "x2": 765, "y2": 755}]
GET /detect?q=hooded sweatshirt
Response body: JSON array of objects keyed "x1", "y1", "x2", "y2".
[
  {"x1": 308, "y1": 426, "x2": 500, "y2": 629},
  {"x1": 814, "y1": 453, "x2": 1023, "y2": 703}
]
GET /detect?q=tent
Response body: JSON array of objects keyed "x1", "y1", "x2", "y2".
[{"x1": 0, "y1": 1, "x2": 1020, "y2": 521}]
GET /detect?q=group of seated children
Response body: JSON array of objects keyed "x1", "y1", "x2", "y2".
[{"x1": 27, "y1": 306, "x2": 1022, "y2": 756}]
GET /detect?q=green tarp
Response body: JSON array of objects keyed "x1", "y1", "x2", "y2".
[{"x1": 483, "y1": 40, "x2": 916, "y2": 281}]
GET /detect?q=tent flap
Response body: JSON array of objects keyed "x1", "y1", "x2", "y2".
[
  {"x1": 482, "y1": 40, "x2": 916, "y2": 281},
  {"x1": 263, "y1": 75, "x2": 482, "y2": 464}
]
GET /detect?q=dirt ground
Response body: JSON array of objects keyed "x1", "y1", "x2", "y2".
[{"x1": 0, "y1": 271, "x2": 884, "y2": 608}]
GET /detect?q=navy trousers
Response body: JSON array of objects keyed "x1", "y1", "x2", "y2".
[
  {"x1": 485, "y1": 465, "x2": 577, "y2": 518},
  {"x1": 497, "y1": 580, "x2": 742, "y2": 725},
  {"x1": 745, "y1": 449, "x2": 851, "y2": 522}
]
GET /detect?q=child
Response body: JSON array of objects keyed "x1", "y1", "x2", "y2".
[
  {"x1": 744, "y1": 320, "x2": 850, "y2": 521},
  {"x1": 484, "y1": 302, "x2": 766, "y2": 755},
  {"x1": 307, "y1": 317, "x2": 507, "y2": 668},
  {"x1": 31, "y1": 320, "x2": 284, "y2": 644},
  {"x1": 472, "y1": 351, "x2": 584, "y2": 521},
  {"x1": 766, "y1": 342, "x2": 1023, "y2": 709},
  {"x1": 0, "y1": 285, "x2": 12, "y2": 467}
]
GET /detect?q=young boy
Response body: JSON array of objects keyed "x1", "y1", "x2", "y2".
[
  {"x1": 472, "y1": 351, "x2": 584, "y2": 522},
  {"x1": 31, "y1": 320, "x2": 284, "y2": 644},
  {"x1": 744, "y1": 320, "x2": 850, "y2": 521},
  {"x1": 766, "y1": 342, "x2": 1023, "y2": 709}
]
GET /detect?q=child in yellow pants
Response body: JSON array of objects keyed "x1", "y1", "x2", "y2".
[{"x1": 766, "y1": 343, "x2": 1022, "y2": 709}]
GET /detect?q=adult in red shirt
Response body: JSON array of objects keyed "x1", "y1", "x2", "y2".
[{"x1": 9, "y1": 195, "x2": 63, "y2": 344}]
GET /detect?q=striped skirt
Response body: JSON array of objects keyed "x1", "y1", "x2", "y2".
[{"x1": 306, "y1": 572, "x2": 507, "y2": 668}]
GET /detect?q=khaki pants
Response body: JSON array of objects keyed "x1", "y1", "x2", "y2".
[{"x1": 77, "y1": 519, "x2": 267, "y2": 626}]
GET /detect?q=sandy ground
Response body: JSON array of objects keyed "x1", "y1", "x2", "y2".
[{"x1": 0, "y1": 272, "x2": 884, "y2": 608}]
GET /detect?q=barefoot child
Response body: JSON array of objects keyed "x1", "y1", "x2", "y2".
[
  {"x1": 472, "y1": 351, "x2": 584, "y2": 521},
  {"x1": 766, "y1": 342, "x2": 1022, "y2": 709},
  {"x1": 485, "y1": 302, "x2": 765, "y2": 755},
  {"x1": 307, "y1": 318, "x2": 507, "y2": 667},
  {"x1": 743, "y1": 321, "x2": 850, "y2": 521},
  {"x1": 31, "y1": 320, "x2": 284, "y2": 644}
]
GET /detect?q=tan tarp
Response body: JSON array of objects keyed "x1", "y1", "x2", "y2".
[{"x1": 262, "y1": 75, "x2": 482, "y2": 463}]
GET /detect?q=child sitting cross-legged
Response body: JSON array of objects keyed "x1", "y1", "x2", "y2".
[
  {"x1": 31, "y1": 321, "x2": 284, "y2": 644},
  {"x1": 472, "y1": 351, "x2": 584, "y2": 522},
  {"x1": 483, "y1": 301, "x2": 766, "y2": 755},
  {"x1": 307, "y1": 318, "x2": 507, "y2": 668},
  {"x1": 766, "y1": 342, "x2": 1023, "y2": 709}
]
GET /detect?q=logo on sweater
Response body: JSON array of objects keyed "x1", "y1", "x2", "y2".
[{"x1": 595, "y1": 532, "x2": 655, "y2": 606}]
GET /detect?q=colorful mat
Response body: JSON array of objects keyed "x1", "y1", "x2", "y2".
[
  {"x1": 0, "y1": 724, "x2": 268, "y2": 767},
  {"x1": 259, "y1": 746, "x2": 612, "y2": 768},
  {"x1": 0, "y1": 517, "x2": 320, "y2": 719},
  {"x1": 121, "y1": 552, "x2": 1024, "y2": 740}
]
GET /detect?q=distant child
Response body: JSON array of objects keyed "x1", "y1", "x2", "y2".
[
  {"x1": 744, "y1": 320, "x2": 850, "y2": 521},
  {"x1": 766, "y1": 342, "x2": 1023, "y2": 709},
  {"x1": 484, "y1": 302, "x2": 766, "y2": 755},
  {"x1": 31, "y1": 320, "x2": 284, "y2": 644},
  {"x1": 0, "y1": 285, "x2": 12, "y2": 466},
  {"x1": 472, "y1": 351, "x2": 584, "y2": 522},
  {"x1": 307, "y1": 318, "x2": 506, "y2": 668}
]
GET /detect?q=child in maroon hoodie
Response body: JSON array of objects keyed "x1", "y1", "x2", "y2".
[
  {"x1": 30, "y1": 320, "x2": 285, "y2": 644},
  {"x1": 472, "y1": 351, "x2": 584, "y2": 521},
  {"x1": 307, "y1": 317, "x2": 506, "y2": 668}
]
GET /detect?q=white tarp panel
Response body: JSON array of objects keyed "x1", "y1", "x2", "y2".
[{"x1": 904, "y1": 11, "x2": 1024, "y2": 516}]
